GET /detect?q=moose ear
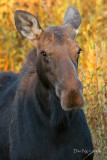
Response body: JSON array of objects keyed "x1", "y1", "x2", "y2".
[
  {"x1": 63, "y1": 6, "x2": 81, "y2": 37},
  {"x1": 14, "y1": 10, "x2": 42, "y2": 43}
]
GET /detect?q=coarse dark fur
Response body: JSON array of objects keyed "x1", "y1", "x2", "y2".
[{"x1": 0, "y1": 48, "x2": 94, "y2": 160}]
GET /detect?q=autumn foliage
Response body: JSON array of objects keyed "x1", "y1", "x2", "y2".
[{"x1": 0, "y1": 0, "x2": 107, "y2": 159}]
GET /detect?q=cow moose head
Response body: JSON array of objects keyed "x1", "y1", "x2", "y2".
[{"x1": 14, "y1": 6, "x2": 84, "y2": 111}]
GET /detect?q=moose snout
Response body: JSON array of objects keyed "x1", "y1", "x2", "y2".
[{"x1": 56, "y1": 79, "x2": 84, "y2": 111}]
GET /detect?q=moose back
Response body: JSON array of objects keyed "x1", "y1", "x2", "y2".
[{"x1": 0, "y1": 6, "x2": 94, "y2": 160}]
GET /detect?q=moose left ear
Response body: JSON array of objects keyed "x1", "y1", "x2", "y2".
[
  {"x1": 63, "y1": 6, "x2": 81, "y2": 39},
  {"x1": 14, "y1": 10, "x2": 42, "y2": 44}
]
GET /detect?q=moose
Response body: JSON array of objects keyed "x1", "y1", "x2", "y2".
[{"x1": 0, "y1": 6, "x2": 94, "y2": 160}]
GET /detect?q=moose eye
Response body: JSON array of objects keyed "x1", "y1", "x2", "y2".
[
  {"x1": 78, "y1": 48, "x2": 82, "y2": 55},
  {"x1": 40, "y1": 50, "x2": 47, "y2": 57}
]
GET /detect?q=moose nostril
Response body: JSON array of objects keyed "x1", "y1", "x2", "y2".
[
  {"x1": 55, "y1": 79, "x2": 83, "y2": 100},
  {"x1": 60, "y1": 88, "x2": 84, "y2": 110}
]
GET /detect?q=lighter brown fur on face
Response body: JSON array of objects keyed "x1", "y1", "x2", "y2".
[{"x1": 35, "y1": 27, "x2": 84, "y2": 110}]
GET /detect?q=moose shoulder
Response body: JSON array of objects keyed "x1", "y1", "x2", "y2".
[{"x1": 0, "y1": 6, "x2": 94, "y2": 160}]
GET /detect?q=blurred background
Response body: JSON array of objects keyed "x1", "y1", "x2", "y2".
[{"x1": 0, "y1": 0, "x2": 107, "y2": 159}]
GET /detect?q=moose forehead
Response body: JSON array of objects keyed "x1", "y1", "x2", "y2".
[{"x1": 37, "y1": 26, "x2": 80, "y2": 54}]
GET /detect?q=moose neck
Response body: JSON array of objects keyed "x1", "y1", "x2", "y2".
[
  {"x1": 35, "y1": 75, "x2": 71, "y2": 131},
  {"x1": 35, "y1": 75, "x2": 51, "y2": 119}
]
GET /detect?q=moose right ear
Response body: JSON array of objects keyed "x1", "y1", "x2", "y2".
[
  {"x1": 63, "y1": 6, "x2": 81, "y2": 39},
  {"x1": 14, "y1": 10, "x2": 42, "y2": 44}
]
